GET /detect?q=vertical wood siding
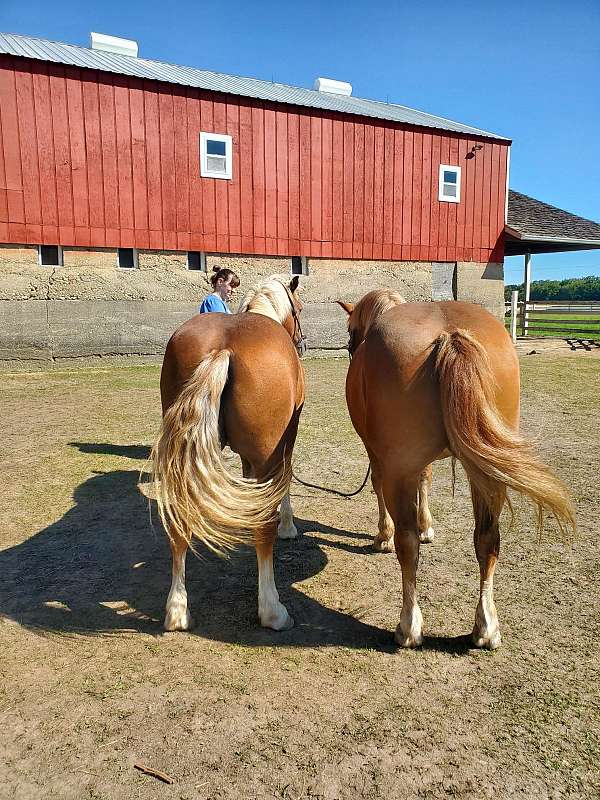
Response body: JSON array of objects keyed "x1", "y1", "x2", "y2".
[{"x1": 0, "y1": 55, "x2": 508, "y2": 262}]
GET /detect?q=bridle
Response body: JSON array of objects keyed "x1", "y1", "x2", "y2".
[
  {"x1": 347, "y1": 329, "x2": 358, "y2": 360},
  {"x1": 280, "y1": 283, "x2": 307, "y2": 357}
]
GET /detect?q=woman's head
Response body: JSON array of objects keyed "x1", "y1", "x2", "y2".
[{"x1": 211, "y1": 267, "x2": 240, "y2": 301}]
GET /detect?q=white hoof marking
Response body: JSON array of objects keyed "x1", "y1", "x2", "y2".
[
  {"x1": 473, "y1": 583, "x2": 500, "y2": 649},
  {"x1": 277, "y1": 520, "x2": 298, "y2": 539},
  {"x1": 259, "y1": 602, "x2": 294, "y2": 631},
  {"x1": 373, "y1": 533, "x2": 394, "y2": 552},
  {"x1": 278, "y1": 494, "x2": 297, "y2": 539},
  {"x1": 395, "y1": 605, "x2": 423, "y2": 648},
  {"x1": 164, "y1": 605, "x2": 194, "y2": 632},
  {"x1": 472, "y1": 626, "x2": 501, "y2": 650},
  {"x1": 394, "y1": 626, "x2": 424, "y2": 648},
  {"x1": 419, "y1": 527, "x2": 435, "y2": 544}
]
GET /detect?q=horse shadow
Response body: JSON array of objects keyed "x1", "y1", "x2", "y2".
[
  {"x1": 70, "y1": 442, "x2": 152, "y2": 460},
  {"x1": 0, "y1": 444, "x2": 395, "y2": 651}
]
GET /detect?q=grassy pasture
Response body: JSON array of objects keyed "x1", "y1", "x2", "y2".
[
  {"x1": 0, "y1": 354, "x2": 599, "y2": 799},
  {"x1": 505, "y1": 310, "x2": 600, "y2": 338}
]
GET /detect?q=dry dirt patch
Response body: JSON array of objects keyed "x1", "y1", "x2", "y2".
[{"x1": 0, "y1": 355, "x2": 598, "y2": 799}]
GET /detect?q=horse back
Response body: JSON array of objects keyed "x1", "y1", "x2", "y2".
[
  {"x1": 350, "y1": 301, "x2": 519, "y2": 469},
  {"x1": 160, "y1": 312, "x2": 303, "y2": 466},
  {"x1": 376, "y1": 302, "x2": 516, "y2": 368}
]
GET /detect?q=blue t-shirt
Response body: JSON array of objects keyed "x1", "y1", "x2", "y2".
[{"x1": 198, "y1": 294, "x2": 231, "y2": 314}]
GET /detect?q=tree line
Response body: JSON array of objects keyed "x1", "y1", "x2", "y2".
[{"x1": 504, "y1": 275, "x2": 600, "y2": 301}]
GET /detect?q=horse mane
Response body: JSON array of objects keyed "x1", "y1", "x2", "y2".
[
  {"x1": 237, "y1": 275, "x2": 291, "y2": 324},
  {"x1": 350, "y1": 288, "x2": 406, "y2": 340}
]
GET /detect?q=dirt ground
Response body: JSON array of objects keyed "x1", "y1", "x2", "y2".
[
  {"x1": 0, "y1": 351, "x2": 598, "y2": 800},
  {"x1": 512, "y1": 336, "x2": 600, "y2": 357}
]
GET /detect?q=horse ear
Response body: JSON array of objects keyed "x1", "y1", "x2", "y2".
[
  {"x1": 289, "y1": 275, "x2": 300, "y2": 293},
  {"x1": 336, "y1": 300, "x2": 354, "y2": 316}
]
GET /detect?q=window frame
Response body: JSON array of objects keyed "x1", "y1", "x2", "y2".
[
  {"x1": 116, "y1": 247, "x2": 139, "y2": 269},
  {"x1": 38, "y1": 244, "x2": 63, "y2": 266},
  {"x1": 187, "y1": 251, "x2": 207, "y2": 271},
  {"x1": 291, "y1": 256, "x2": 309, "y2": 276},
  {"x1": 199, "y1": 132, "x2": 233, "y2": 180},
  {"x1": 438, "y1": 164, "x2": 461, "y2": 203}
]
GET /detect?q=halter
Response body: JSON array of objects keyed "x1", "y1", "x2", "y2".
[
  {"x1": 347, "y1": 329, "x2": 358, "y2": 360},
  {"x1": 279, "y1": 283, "x2": 307, "y2": 357}
]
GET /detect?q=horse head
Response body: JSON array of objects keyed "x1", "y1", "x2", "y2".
[
  {"x1": 239, "y1": 275, "x2": 307, "y2": 356},
  {"x1": 336, "y1": 289, "x2": 406, "y2": 356}
]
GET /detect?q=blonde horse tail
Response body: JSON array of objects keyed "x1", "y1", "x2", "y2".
[
  {"x1": 143, "y1": 349, "x2": 291, "y2": 555},
  {"x1": 434, "y1": 330, "x2": 575, "y2": 535}
]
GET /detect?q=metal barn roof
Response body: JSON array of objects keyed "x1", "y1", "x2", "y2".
[
  {"x1": 505, "y1": 191, "x2": 600, "y2": 255},
  {"x1": 0, "y1": 31, "x2": 510, "y2": 142}
]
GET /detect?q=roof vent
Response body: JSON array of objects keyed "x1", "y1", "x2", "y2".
[
  {"x1": 314, "y1": 77, "x2": 352, "y2": 96},
  {"x1": 90, "y1": 32, "x2": 138, "y2": 58}
]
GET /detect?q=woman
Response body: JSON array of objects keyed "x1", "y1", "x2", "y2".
[{"x1": 198, "y1": 267, "x2": 240, "y2": 314}]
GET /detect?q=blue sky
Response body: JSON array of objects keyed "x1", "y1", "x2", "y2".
[{"x1": 1, "y1": 0, "x2": 599, "y2": 284}]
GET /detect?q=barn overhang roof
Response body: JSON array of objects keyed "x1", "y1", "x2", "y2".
[
  {"x1": 0, "y1": 31, "x2": 511, "y2": 143},
  {"x1": 505, "y1": 190, "x2": 600, "y2": 256}
]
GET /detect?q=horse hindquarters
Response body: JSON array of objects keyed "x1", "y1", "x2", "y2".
[
  {"x1": 434, "y1": 330, "x2": 574, "y2": 533},
  {"x1": 434, "y1": 329, "x2": 575, "y2": 648},
  {"x1": 152, "y1": 349, "x2": 289, "y2": 551},
  {"x1": 147, "y1": 349, "x2": 291, "y2": 631}
]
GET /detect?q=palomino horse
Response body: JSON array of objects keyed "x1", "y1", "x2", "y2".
[
  {"x1": 338, "y1": 290, "x2": 575, "y2": 649},
  {"x1": 144, "y1": 276, "x2": 305, "y2": 632}
]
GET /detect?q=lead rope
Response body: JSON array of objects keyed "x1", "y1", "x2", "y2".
[
  {"x1": 284, "y1": 289, "x2": 369, "y2": 496},
  {"x1": 291, "y1": 463, "x2": 371, "y2": 498}
]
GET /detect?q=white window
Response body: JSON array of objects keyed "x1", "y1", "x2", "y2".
[
  {"x1": 439, "y1": 164, "x2": 461, "y2": 203},
  {"x1": 200, "y1": 132, "x2": 232, "y2": 180},
  {"x1": 291, "y1": 256, "x2": 309, "y2": 276},
  {"x1": 38, "y1": 244, "x2": 63, "y2": 266},
  {"x1": 117, "y1": 248, "x2": 139, "y2": 269}
]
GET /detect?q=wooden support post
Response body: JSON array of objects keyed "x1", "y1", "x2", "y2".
[
  {"x1": 510, "y1": 290, "x2": 519, "y2": 343},
  {"x1": 522, "y1": 252, "x2": 531, "y2": 336}
]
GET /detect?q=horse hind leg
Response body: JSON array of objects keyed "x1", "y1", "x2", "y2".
[
  {"x1": 417, "y1": 464, "x2": 435, "y2": 544},
  {"x1": 164, "y1": 533, "x2": 194, "y2": 631},
  {"x1": 371, "y1": 460, "x2": 395, "y2": 552},
  {"x1": 385, "y1": 475, "x2": 424, "y2": 647},
  {"x1": 256, "y1": 526, "x2": 294, "y2": 630},
  {"x1": 470, "y1": 483, "x2": 504, "y2": 650},
  {"x1": 277, "y1": 492, "x2": 298, "y2": 539},
  {"x1": 242, "y1": 458, "x2": 298, "y2": 539},
  {"x1": 242, "y1": 456, "x2": 294, "y2": 629},
  {"x1": 242, "y1": 456, "x2": 296, "y2": 539},
  {"x1": 244, "y1": 456, "x2": 297, "y2": 541}
]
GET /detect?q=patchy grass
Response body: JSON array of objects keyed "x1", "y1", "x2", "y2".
[
  {"x1": 524, "y1": 313, "x2": 600, "y2": 338},
  {"x1": 506, "y1": 312, "x2": 600, "y2": 338},
  {"x1": 0, "y1": 354, "x2": 598, "y2": 799}
]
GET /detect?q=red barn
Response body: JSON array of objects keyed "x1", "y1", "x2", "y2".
[
  {"x1": 0, "y1": 32, "x2": 510, "y2": 262},
  {"x1": 0, "y1": 30, "x2": 568, "y2": 360}
]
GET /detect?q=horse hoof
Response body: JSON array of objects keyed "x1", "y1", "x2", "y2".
[
  {"x1": 472, "y1": 628, "x2": 501, "y2": 650},
  {"x1": 278, "y1": 613, "x2": 295, "y2": 631},
  {"x1": 373, "y1": 536, "x2": 394, "y2": 553},
  {"x1": 260, "y1": 605, "x2": 294, "y2": 631},
  {"x1": 277, "y1": 522, "x2": 298, "y2": 539},
  {"x1": 164, "y1": 608, "x2": 195, "y2": 632},
  {"x1": 419, "y1": 527, "x2": 435, "y2": 544},
  {"x1": 394, "y1": 628, "x2": 424, "y2": 648}
]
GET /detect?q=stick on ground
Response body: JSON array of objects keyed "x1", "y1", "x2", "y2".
[{"x1": 134, "y1": 763, "x2": 175, "y2": 784}]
